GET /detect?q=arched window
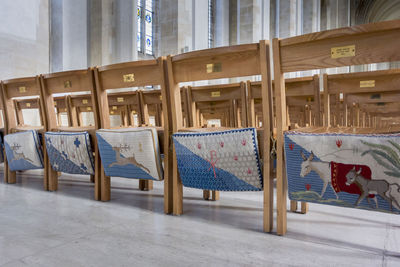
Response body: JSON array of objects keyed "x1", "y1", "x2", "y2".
[{"x1": 137, "y1": 0, "x2": 153, "y2": 55}]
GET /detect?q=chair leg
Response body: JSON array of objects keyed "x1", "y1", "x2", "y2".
[
  {"x1": 101, "y1": 169, "x2": 111, "y2": 202},
  {"x1": 7, "y1": 169, "x2": 16, "y2": 184},
  {"x1": 263, "y1": 168, "x2": 274, "y2": 233},
  {"x1": 203, "y1": 190, "x2": 210, "y2": 200},
  {"x1": 145, "y1": 180, "x2": 153, "y2": 190},
  {"x1": 290, "y1": 200, "x2": 298, "y2": 212},
  {"x1": 139, "y1": 179, "x2": 153, "y2": 191},
  {"x1": 3, "y1": 158, "x2": 9, "y2": 183},
  {"x1": 94, "y1": 146, "x2": 101, "y2": 201},
  {"x1": 48, "y1": 167, "x2": 58, "y2": 191},
  {"x1": 90, "y1": 175, "x2": 95, "y2": 183},
  {"x1": 211, "y1": 190, "x2": 219, "y2": 201},
  {"x1": 172, "y1": 158, "x2": 183, "y2": 215},
  {"x1": 300, "y1": 202, "x2": 308, "y2": 214}
]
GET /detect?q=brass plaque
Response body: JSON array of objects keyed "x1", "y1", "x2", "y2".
[
  {"x1": 19, "y1": 86, "x2": 26, "y2": 93},
  {"x1": 112, "y1": 106, "x2": 117, "y2": 110},
  {"x1": 82, "y1": 99, "x2": 88, "y2": 104},
  {"x1": 110, "y1": 111, "x2": 114, "y2": 114},
  {"x1": 54, "y1": 102, "x2": 57, "y2": 106},
  {"x1": 26, "y1": 103, "x2": 31, "y2": 107},
  {"x1": 331, "y1": 45, "x2": 355, "y2": 59},
  {"x1": 64, "y1": 80, "x2": 72, "y2": 88},
  {"x1": 211, "y1": 91, "x2": 220, "y2": 97},
  {"x1": 159, "y1": 95, "x2": 162, "y2": 100},
  {"x1": 306, "y1": 97, "x2": 314, "y2": 102},
  {"x1": 360, "y1": 80, "x2": 375, "y2": 88},
  {"x1": 117, "y1": 97, "x2": 124, "y2": 102},
  {"x1": 123, "y1": 74, "x2": 135, "y2": 82},
  {"x1": 206, "y1": 63, "x2": 222, "y2": 73},
  {"x1": 87, "y1": 107, "x2": 92, "y2": 111}
]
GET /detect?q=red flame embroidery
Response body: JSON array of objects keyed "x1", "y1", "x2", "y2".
[
  {"x1": 305, "y1": 184, "x2": 311, "y2": 191},
  {"x1": 197, "y1": 143, "x2": 201, "y2": 149},
  {"x1": 220, "y1": 141, "x2": 224, "y2": 148},
  {"x1": 247, "y1": 168, "x2": 252, "y2": 174},
  {"x1": 233, "y1": 155, "x2": 238, "y2": 161},
  {"x1": 336, "y1": 139, "x2": 342, "y2": 148},
  {"x1": 242, "y1": 139, "x2": 246, "y2": 146},
  {"x1": 289, "y1": 143, "x2": 294, "y2": 150}
]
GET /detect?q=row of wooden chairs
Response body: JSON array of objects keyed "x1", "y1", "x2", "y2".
[{"x1": 0, "y1": 19, "x2": 399, "y2": 235}]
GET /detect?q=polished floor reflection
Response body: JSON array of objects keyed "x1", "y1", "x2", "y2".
[{"x1": 0, "y1": 169, "x2": 399, "y2": 266}]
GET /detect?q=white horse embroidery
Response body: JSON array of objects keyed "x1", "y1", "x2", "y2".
[{"x1": 300, "y1": 151, "x2": 338, "y2": 199}]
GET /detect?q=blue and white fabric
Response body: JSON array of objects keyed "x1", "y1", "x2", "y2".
[
  {"x1": 45, "y1": 132, "x2": 94, "y2": 175},
  {"x1": 172, "y1": 128, "x2": 262, "y2": 191},
  {"x1": 96, "y1": 128, "x2": 163, "y2": 180},
  {"x1": 4, "y1": 130, "x2": 43, "y2": 171}
]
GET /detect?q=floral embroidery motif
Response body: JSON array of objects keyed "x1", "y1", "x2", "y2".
[{"x1": 336, "y1": 139, "x2": 342, "y2": 148}]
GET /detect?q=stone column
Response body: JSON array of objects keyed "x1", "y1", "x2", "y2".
[
  {"x1": 215, "y1": 0, "x2": 230, "y2": 47},
  {"x1": 62, "y1": 0, "x2": 88, "y2": 70},
  {"x1": 192, "y1": 0, "x2": 208, "y2": 50},
  {"x1": 50, "y1": 0, "x2": 63, "y2": 72}
]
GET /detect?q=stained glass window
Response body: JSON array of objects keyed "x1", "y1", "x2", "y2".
[
  {"x1": 137, "y1": 0, "x2": 153, "y2": 55},
  {"x1": 137, "y1": 1, "x2": 142, "y2": 52}
]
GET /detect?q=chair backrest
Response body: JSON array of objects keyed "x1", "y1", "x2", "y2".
[
  {"x1": 186, "y1": 82, "x2": 247, "y2": 128},
  {"x1": 107, "y1": 91, "x2": 141, "y2": 127},
  {"x1": 53, "y1": 96, "x2": 69, "y2": 126},
  {"x1": 1, "y1": 76, "x2": 46, "y2": 134},
  {"x1": 273, "y1": 19, "x2": 400, "y2": 235},
  {"x1": 94, "y1": 59, "x2": 168, "y2": 130},
  {"x1": 40, "y1": 68, "x2": 99, "y2": 131},
  {"x1": 248, "y1": 75, "x2": 320, "y2": 127},
  {"x1": 325, "y1": 69, "x2": 400, "y2": 127},
  {"x1": 140, "y1": 89, "x2": 162, "y2": 126},
  {"x1": 13, "y1": 98, "x2": 42, "y2": 126}
]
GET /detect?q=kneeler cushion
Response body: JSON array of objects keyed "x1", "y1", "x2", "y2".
[
  {"x1": 96, "y1": 128, "x2": 163, "y2": 181},
  {"x1": 285, "y1": 131, "x2": 400, "y2": 214},
  {"x1": 172, "y1": 128, "x2": 263, "y2": 191},
  {"x1": 45, "y1": 132, "x2": 95, "y2": 175},
  {"x1": 4, "y1": 130, "x2": 44, "y2": 171}
]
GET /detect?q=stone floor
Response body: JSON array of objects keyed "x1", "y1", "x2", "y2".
[{"x1": 0, "y1": 170, "x2": 399, "y2": 266}]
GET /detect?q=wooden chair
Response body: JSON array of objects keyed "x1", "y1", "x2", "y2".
[
  {"x1": 140, "y1": 88, "x2": 190, "y2": 128},
  {"x1": 139, "y1": 89, "x2": 163, "y2": 127},
  {"x1": 94, "y1": 58, "x2": 171, "y2": 211},
  {"x1": 166, "y1": 41, "x2": 274, "y2": 232},
  {"x1": 185, "y1": 82, "x2": 248, "y2": 201},
  {"x1": 0, "y1": 76, "x2": 48, "y2": 188},
  {"x1": 13, "y1": 98, "x2": 44, "y2": 127},
  {"x1": 53, "y1": 96, "x2": 70, "y2": 127},
  {"x1": 273, "y1": 19, "x2": 400, "y2": 235},
  {"x1": 108, "y1": 91, "x2": 141, "y2": 127},
  {"x1": 187, "y1": 82, "x2": 247, "y2": 128},
  {"x1": 40, "y1": 68, "x2": 101, "y2": 200},
  {"x1": 324, "y1": 69, "x2": 400, "y2": 128},
  {"x1": 248, "y1": 75, "x2": 321, "y2": 128}
]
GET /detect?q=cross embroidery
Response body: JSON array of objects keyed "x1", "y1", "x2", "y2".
[
  {"x1": 74, "y1": 138, "x2": 81, "y2": 148},
  {"x1": 206, "y1": 150, "x2": 218, "y2": 178}
]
